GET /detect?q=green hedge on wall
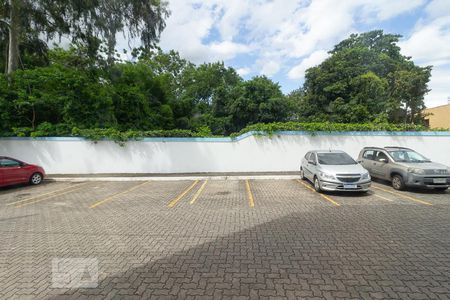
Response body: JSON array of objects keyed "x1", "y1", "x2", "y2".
[{"x1": 2, "y1": 121, "x2": 448, "y2": 145}]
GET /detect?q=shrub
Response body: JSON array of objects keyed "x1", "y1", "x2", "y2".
[{"x1": 2, "y1": 121, "x2": 447, "y2": 146}]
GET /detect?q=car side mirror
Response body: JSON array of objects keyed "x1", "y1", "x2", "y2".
[
  {"x1": 308, "y1": 160, "x2": 316, "y2": 165},
  {"x1": 357, "y1": 160, "x2": 362, "y2": 163},
  {"x1": 379, "y1": 158, "x2": 387, "y2": 163}
]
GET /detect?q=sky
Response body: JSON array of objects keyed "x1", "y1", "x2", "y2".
[{"x1": 123, "y1": 0, "x2": 450, "y2": 108}]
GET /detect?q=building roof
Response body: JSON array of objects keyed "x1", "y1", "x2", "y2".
[{"x1": 423, "y1": 103, "x2": 450, "y2": 111}]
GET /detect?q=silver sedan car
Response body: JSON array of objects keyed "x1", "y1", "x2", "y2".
[{"x1": 300, "y1": 150, "x2": 371, "y2": 192}]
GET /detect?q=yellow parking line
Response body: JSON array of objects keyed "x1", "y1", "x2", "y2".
[
  {"x1": 190, "y1": 180, "x2": 208, "y2": 205},
  {"x1": 15, "y1": 183, "x2": 90, "y2": 208},
  {"x1": 90, "y1": 181, "x2": 151, "y2": 208},
  {"x1": 372, "y1": 186, "x2": 432, "y2": 206},
  {"x1": 245, "y1": 179, "x2": 255, "y2": 208},
  {"x1": 296, "y1": 179, "x2": 340, "y2": 206},
  {"x1": 373, "y1": 193, "x2": 394, "y2": 202},
  {"x1": 7, "y1": 183, "x2": 87, "y2": 206},
  {"x1": 168, "y1": 180, "x2": 199, "y2": 208}
]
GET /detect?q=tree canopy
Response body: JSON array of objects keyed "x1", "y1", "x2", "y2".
[
  {"x1": 0, "y1": 0, "x2": 169, "y2": 73},
  {"x1": 0, "y1": 46, "x2": 295, "y2": 136},
  {"x1": 0, "y1": 30, "x2": 436, "y2": 138},
  {"x1": 298, "y1": 30, "x2": 432, "y2": 124}
]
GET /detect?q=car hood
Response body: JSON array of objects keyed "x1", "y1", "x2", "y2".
[
  {"x1": 397, "y1": 162, "x2": 448, "y2": 170},
  {"x1": 27, "y1": 163, "x2": 44, "y2": 169},
  {"x1": 318, "y1": 164, "x2": 367, "y2": 175}
]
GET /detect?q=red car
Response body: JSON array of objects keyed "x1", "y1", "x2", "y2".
[{"x1": 0, "y1": 156, "x2": 46, "y2": 188}]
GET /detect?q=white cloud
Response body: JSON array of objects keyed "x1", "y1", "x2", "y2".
[
  {"x1": 155, "y1": 0, "x2": 447, "y2": 100},
  {"x1": 159, "y1": 1, "x2": 224, "y2": 63},
  {"x1": 259, "y1": 61, "x2": 281, "y2": 77},
  {"x1": 215, "y1": 1, "x2": 250, "y2": 41},
  {"x1": 209, "y1": 41, "x2": 252, "y2": 60},
  {"x1": 425, "y1": 0, "x2": 450, "y2": 18},
  {"x1": 236, "y1": 67, "x2": 251, "y2": 76},
  {"x1": 424, "y1": 67, "x2": 450, "y2": 107},
  {"x1": 282, "y1": 0, "x2": 356, "y2": 58},
  {"x1": 159, "y1": 0, "x2": 427, "y2": 67},
  {"x1": 288, "y1": 50, "x2": 329, "y2": 79},
  {"x1": 398, "y1": 0, "x2": 450, "y2": 107},
  {"x1": 359, "y1": 0, "x2": 426, "y2": 21},
  {"x1": 399, "y1": 16, "x2": 450, "y2": 66}
]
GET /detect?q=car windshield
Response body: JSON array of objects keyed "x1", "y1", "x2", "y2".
[
  {"x1": 388, "y1": 150, "x2": 430, "y2": 163},
  {"x1": 317, "y1": 152, "x2": 357, "y2": 165}
]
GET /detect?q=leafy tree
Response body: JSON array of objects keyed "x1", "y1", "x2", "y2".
[
  {"x1": 0, "y1": 74, "x2": 15, "y2": 131},
  {"x1": 133, "y1": 48, "x2": 193, "y2": 94},
  {"x1": 0, "y1": 30, "x2": 437, "y2": 139},
  {"x1": 0, "y1": 0, "x2": 169, "y2": 74},
  {"x1": 390, "y1": 67, "x2": 432, "y2": 123},
  {"x1": 109, "y1": 61, "x2": 174, "y2": 130},
  {"x1": 1, "y1": 63, "x2": 115, "y2": 130},
  {"x1": 301, "y1": 30, "x2": 431, "y2": 124},
  {"x1": 227, "y1": 76, "x2": 290, "y2": 132},
  {"x1": 179, "y1": 62, "x2": 242, "y2": 134}
]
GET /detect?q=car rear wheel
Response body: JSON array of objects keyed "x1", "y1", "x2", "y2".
[
  {"x1": 314, "y1": 177, "x2": 322, "y2": 193},
  {"x1": 391, "y1": 174, "x2": 405, "y2": 190},
  {"x1": 300, "y1": 168, "x2": 305, "y2": 180},
  {"x1": 30, "y1": 173, "x2": 43, "y2": 185}
]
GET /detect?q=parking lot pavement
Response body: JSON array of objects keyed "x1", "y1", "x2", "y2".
[{"x1": 0, "y1": 180, "x2": 449, "y2": 299}]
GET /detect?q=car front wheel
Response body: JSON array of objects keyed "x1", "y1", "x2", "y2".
[
  {"x1": 300, "y1": 168, "x2": 305, "y2": 180},
  {"x1": 391, "y1": 174, "x2": 405, "y2": 190},
  {"x1": 30, "y1": 173, "x2": 43, "y2": 185},
  {"x1": 314, "y1": 177, "x2": 322, "y2": 193}
]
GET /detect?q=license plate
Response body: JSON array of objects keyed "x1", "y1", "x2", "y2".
[
  {"x1": 433, "y1": 178, "x2": 446, "y2": 184},
  {"x1": 343, "y1": 184, "x2": 358, "y2": 189}
]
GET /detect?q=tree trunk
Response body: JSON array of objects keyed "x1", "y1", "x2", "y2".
[
  {"x1": 405, "y1": 103, "x2": 408, "y2": 124},
  {"x1": 7, "y1": 0, "x2": 20, "y2": 74},
  {"x1": 106, "y1": 34, "x2": 116, "y2": 65},
  {"x1": 4, "y1": 40, "x2": 9, "y2": 73}
]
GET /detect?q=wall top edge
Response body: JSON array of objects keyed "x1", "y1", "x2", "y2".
[{"x1": 1, "y1": 130, "x2": 450, "y2": 142}]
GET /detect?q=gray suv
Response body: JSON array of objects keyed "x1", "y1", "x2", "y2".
[{"x1": 357, "y1": 146, "x2": 450, "y2": 191}]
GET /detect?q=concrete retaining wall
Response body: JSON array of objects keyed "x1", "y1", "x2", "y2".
[{"x1": 1, "y1": 131, "x2": 450, "y2": 174}]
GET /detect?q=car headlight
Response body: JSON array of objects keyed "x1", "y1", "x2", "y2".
[
  {"x1": 407, "y1": 168, "x2": 425, "y2": 175},
  {"x1": 319, "y1": 172, "x2": 336, "y2": 180},
  {"x1": 447, "y1": 167, "x2": 450, "y2": 174},
  {"x1": 361, "y1": 172, "x2": 371, "y2": 180}
]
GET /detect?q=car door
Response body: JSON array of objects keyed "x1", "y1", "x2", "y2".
[
  {"x1": 303, "y1": 152, "x2": 315, "y2": 180},
  {"x1": 307, "y1": 152, "x2": 318, "y2": 180},
  {"x1": 301, "y1": 152, "x2": 310, "y2": 174},
  {"x1": 372, "y1": 151, "x2": 390, "y2": 180},
  {"x1": 360, "y1": 150, "x2": 375, "y2": 173},
  {"x1": 0, "y1": 158, "x2": 28, "y2": 185},
  {"x1": 0, "y1": 162, "x2": 5, "y2": 187}
]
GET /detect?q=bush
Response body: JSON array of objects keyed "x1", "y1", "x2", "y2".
[
  {"x1": 2, "y1": 121, "x2": 447, "y2": 146},
  {"x1": 229, "y1": 121, "x2": 442, "y2": 138}
]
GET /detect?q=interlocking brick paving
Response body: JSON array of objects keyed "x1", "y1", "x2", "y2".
[{"x1": 0, "y1": 180, "x2": 449, "y2": 299}]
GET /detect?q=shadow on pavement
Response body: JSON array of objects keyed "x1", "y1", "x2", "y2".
[
  {"x1": 371, "y1": 178, "x2": 449, "y2": 195},
  {"x1": 49, "y1": 206, "x2": 450, "y2": 299},
  {"x1": 0, "y1": 181, "x2": 54, "y2": 195}
]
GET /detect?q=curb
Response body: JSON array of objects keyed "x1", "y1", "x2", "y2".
[{"x1": 46, "y1": 175, "x2": 302, "y2": 182}]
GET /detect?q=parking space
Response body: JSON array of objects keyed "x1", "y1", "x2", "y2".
[
  {"x1": 0, "y1": 181, "x2": 73, "y2": 203},
  {"x1": 372, "y1": 180, "x2": 450, "y2": 205},
  {"x1": 0, "y1": 179, "x2": 449, "y2": 299}
]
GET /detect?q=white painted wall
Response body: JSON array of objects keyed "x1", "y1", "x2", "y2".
[{"x1": 1, "y1": 133, "x2": 450, "y2": 174}]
